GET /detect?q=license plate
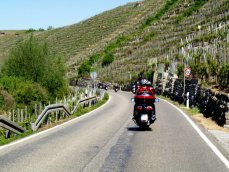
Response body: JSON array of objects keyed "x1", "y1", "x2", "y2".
[{"x1": 141, "y1": 114, "x2": 148, "y2": 122}]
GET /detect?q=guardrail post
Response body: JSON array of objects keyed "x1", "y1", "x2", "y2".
[
  {"x1": 17, "y1": 109, "x2": 20, "y2": 122},
  {"x1": 12, "y1": 110, "x2": 14, "y2": 122},
  {"x1": 5, "y1": 130, "x2": 11, "y2": 139}
]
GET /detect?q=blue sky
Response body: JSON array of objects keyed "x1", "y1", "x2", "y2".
[{"x1": 0, "y1": 0, "x2": 139, "y2": 30}]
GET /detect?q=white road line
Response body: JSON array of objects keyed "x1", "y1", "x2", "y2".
[
  {"x1": 162, "y1": 99, "x2": 229, "y2": 169},
  {"x1": 0, "y1": 95, "x2": 111, "y2": 151}
]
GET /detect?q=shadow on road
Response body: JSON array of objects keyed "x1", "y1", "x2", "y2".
[{"x1": 127, "y1": 127, "x2": 153, "y2": 132}]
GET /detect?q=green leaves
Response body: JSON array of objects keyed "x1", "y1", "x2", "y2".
[
  {"x1": 219, "y1": 64, "x2": 229, "y2": 88},
  {"x1": 141, "y1": 0, "x2": 178, "y2": 29},
  {"x1": 102, "y1": 53, "x2": 114, "y2": 67},
  {"x1": 2, "y1": 36, "x2": 68, "y2": 98}
]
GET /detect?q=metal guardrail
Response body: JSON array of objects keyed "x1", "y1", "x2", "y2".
[
  {"x1": 0, "y1": 115, "x2": 26, "y2": 138},
  {"x1": 71, "y1": 95, "x2": 97, "y2": 114},
  {"x1": 31, "y1": 95, "x2": 97, "y2": 131}
]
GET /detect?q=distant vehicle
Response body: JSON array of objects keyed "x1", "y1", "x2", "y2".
[
  {"x1": 113, "y1": 85, "x2": 119, "y2": 92},
  {"x1": 98, "y1": 82, "x2": 109, "y2": 90}
]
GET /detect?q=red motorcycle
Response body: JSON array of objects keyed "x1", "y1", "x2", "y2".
[{"x1": 132, "y1": 85, "x2": 159, "y2": 129}]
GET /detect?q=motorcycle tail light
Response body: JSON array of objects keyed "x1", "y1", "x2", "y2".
[
  {"x1": 137, "y1": 106, "x2": 143, "y2": 110},
  {"x1": 146, "y1": 106, "x2": 153, "y2": 110}
]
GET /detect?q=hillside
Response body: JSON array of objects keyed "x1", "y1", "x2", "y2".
[
  {"x1": 0, "y1": 0, "x2": 165, "y2": 72},
  {"x1": 0, "y1": 0, "x2": 228, "y2": 87},
  {"x1": 98, "y1": 0, "x2": 229, "y2": 85}
]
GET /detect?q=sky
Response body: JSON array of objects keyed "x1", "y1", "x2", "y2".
[{"x1": 0, "y1": 0, "x2": 139, "y2": 30}]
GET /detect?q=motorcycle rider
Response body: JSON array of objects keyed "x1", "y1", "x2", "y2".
[{"x1": 133, "y1": 78, "x2": 156, "y2": 123}]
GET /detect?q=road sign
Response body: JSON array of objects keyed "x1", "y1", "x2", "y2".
[
  {"x1": 184, "y1": 67, "x2": 191, "y2": 77},
  {"x1": 90, "y1": 71, "x2": 97, "y2": 79}
]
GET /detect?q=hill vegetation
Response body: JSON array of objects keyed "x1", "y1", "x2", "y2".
[
  {"x1": 0, "y1": 0, "x2": 228, "y2": 105},
  {"x1": 0, "y1": 36, "x2": 68, "y2": 113}
]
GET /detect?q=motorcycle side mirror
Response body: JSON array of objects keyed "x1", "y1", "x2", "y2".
[
  {"x1": 154, "y1": 98, "x2": 159, "y2": 103},
  {"x1": 131, "y1": 98, "x2": 135, "y2": 102}
]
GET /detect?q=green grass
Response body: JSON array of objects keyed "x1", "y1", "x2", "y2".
[
  {"x1": 0, "y1": 130, "x2": 34, "y2": 146},
  {"x1": 74, "y1": 93, "x2": 109, "y2": 117}
]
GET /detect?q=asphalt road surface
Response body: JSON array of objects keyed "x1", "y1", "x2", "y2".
[{"x1": 0, "y1": 91, "x2": 228, "y2": 172}]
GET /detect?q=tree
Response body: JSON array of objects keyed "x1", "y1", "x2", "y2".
[{"x1": 2, "y1": 36, "x2": 47, "y2": 82}]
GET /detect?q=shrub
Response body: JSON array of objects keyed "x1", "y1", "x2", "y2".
[
  {"x1": 78, "y1": 61, "x2": 91, "y2": 77},
  {"x1": 0, "y1": 76, "x2": 48, "y2": 107},
  {"x1": 219, "y1": 64, "x2": 229, "y2": 88},
  {"x1": 102, "y1": 53, "x2": 114, "y2": 66},
  {"x1": 2, "y1": 36, "x2": 68, "y2": 98},
  {"x1": 0, "y1": 84, "x2": 15, "y2": 111}
]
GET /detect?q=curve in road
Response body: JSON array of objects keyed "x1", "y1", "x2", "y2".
[{"x1": 0, "y1": 91, "x2": 228, "y2": 172}]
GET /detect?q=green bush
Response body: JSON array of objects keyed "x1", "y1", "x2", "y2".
[
  {"x1": 102, "y1": 53, "x2": 114, "y2": 66},
  {"x1": 2, "y1": 36, "x2": 68, "y2": 98},
  {"x1": 25, "y1": 28, "x2": 36, "y2": 33},
  {"x1": 0, "y1": 87, "x2": 15, "y2": 111},
  {"x1": 141, "y1": 0, "x2": 178, "y2": 29},
  {"x1": 177, "y1": 64, "x2": 184, "y2": 78},
  {"x1": 78, "y1": 61, "x2": 91, "y2": 77},
  {"x1": 0, "y1": 76, "x2": 48, "y2": 109},
  {"x1": 219, "y1": 64, "x2": 229, "y2": 88}
]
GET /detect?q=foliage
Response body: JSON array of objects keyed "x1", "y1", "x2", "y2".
[
  {"x1": 38, "y1": 28, "x2": 45, "y2": 32},
  {"x1": 102, "y1": 53, "x2": 114, "y2": 66},
  {"x1": 105, "y1": 36, "x2": 128, "y2": 54},
  {"x1": 78, "y1": 61, "x2": 91, "y2": 77},
  {"x1": 143, "y1": 32, "x2": 156, "y2": 43},
  {"x1": 2, "y1": 36, "x2": 68, "y2": 98},
  {"x1": 219, "y1": 64, "x2": 229, "y2": 88},
  {"x1": 2, "y1": 36, "x2": 48, "y2": 82},
  {"x1": 0, "y1": 86, "x2": 14, "y2": 111},
  {"x1": 41, "y1": 57, "x2": 68, "y2": 98},
  {"x1": 0, "y1": 76, "x2": 48, "y2": 107},
  {"x1": 25, "y1": 28, "x2": 36, "y2": 33},
  {"x1": 141, "y1": 0, "x2": 178, "y2": 29},
  {"x1": 177, "y1": 64, "x2": 184, "y2": 78},
  {"x1": 89, "y1": 53, "x2": 100, "y2": 65},
  {"x1": 176, "y1": 0, "x2": 208, "y2": 23}
]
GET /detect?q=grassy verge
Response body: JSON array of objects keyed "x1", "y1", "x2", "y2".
[
  {"x1": 0, "y1": 130, "x2": 34, "y2": 146},
  {"x1": 158, "y1": 95, "x2": 200, "y2": 116},
  {"x1": 74, "y1": 92, "x2": 109, "y2": 117},
  {"x1": 0, "y1": 93, "x2": 109, "y2": 146}
]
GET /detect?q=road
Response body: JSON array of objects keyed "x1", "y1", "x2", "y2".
[{"x1": 0, "y1": 91, "x2": 228, "y2": 172}]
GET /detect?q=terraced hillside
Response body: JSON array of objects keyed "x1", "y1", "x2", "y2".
[
  {"x1": 98, "y1": 0, "x2": 229, "y2": 85},
  {"x1": 0, "y1": 30, "x2": 26, "y2": 65},
  {"x1": 0, "y1": 0, "x2": 228, "y2": 87},
  {"x1": 0, "y1": 0, "x2": 165, "y2": 74}
]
